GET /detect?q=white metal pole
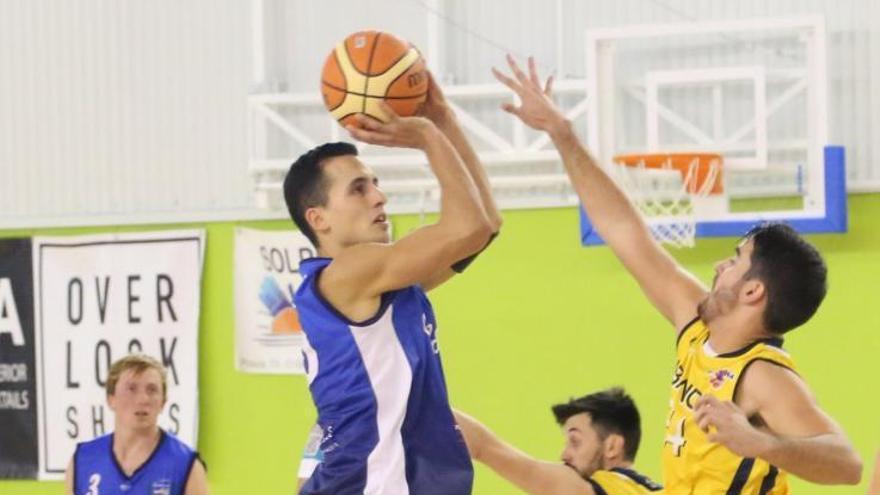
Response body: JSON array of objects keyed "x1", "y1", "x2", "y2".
[
  {"x1": 555, "y1": 0, "x2": 565, "y2": 77},
  {"x1": 251, "y1": 0, "x2": 265, "y2": 87},
  {"x1": 425, "y1": 0, "x2": 442, "y2": 75}
]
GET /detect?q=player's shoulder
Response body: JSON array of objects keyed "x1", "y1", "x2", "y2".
[
  {"x1": 77, "y1": 432, "x2": 112, "y2": 451},
  {"x1": 320, "y1": 243, "x2": 393, "y2": 286},
  {"x1": 736, "y1": 354, "x2": 806, "y2": 409},
  {"x1": 590, "y1": 467, "x2": 663, "y2": 493},
  {"x1": 675, "y1": 316, "x2": 706, "y2": 351},
  {"x1": 160, "y1": 430, "x2": 197, "y2": 457}
]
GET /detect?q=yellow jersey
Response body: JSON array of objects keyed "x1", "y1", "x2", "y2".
[
  {"x1": 589, "y1": 467, "x2": 663, "y2": 494},
  {"x1": 662, "y1": 318, "x2": 795, "y2": 494}
]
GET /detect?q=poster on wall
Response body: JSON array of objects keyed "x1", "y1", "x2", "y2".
[
  {"x1": 0, "y1": 239, "x2": 38, "y2": 478},
  {"x1": 33, "y1": 230, "x2": 204, "y2": 480},
  {"x1": 234, "y1": 227, "x2": 316, "y2": 374}
]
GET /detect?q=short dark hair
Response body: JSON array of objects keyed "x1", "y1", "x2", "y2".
[
  {"x1": 283, "y1": 142, "x2": 358, "y2": 247},
  {"x1": 551, "y1": 387, "x2": 641, "y2": 461},
  {"x1": 743, "y1": 222, "x2": 827, "y2": 334}
]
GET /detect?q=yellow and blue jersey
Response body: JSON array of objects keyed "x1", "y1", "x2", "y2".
[
  {"x1": 662, "y1": 318, "x2": 795, "y2": 494},
  {"x1": 589, "y1": 467, "x2": 663, "y2": 494}
]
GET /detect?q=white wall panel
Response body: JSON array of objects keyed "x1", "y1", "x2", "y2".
[
  {"x1": 1, "y1": 0, "x2": 878, "y2": 228},
  {"x1": 436, "y1": 0, "x2": 880, "y2": 189},
  {"x1": 0, "y1": 0, "x2": 253, "y2": 227}
]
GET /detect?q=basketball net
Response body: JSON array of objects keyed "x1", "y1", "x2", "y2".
[{"x1": 610, "y1": 153, "x2": 724, "y2": 248}]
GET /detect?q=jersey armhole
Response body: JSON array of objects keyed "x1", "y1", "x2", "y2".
[
  {"x1": 587, "y1": 478, "x2": 608, "y2": 495},
  {"x1": 675, "y1": 315, "x2": 701, "y2": 348},
  {"x1": 732, "y1": 357, "x2": 798, "y2": 405},
  {"x1": 72, "y1": 443, "x2": 82, "y2": 493},
  {"x1": 182, "y1": 452, "x2": 202, "y2": 490},
  {"x1": 311, "y1": 267, "x2": 396, "y2": 327}
]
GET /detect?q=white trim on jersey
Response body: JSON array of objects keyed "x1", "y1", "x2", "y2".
[{"x1": 351, "y1": 306, "x2": 413, "y2": 495}]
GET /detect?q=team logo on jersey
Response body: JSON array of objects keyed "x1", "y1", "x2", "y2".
[
  {"x1": 708, "y1": 369, "x2": 735, "y2": 389},
  {"x1": 152, "y1": 479, "x2": 172, "y2": 495},
  {"x1": 422, "y1": 313, "x2": 439, "y2": 354}
]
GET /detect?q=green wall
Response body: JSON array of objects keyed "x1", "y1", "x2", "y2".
[{"x1": 2, "y1": 194, "x2": 878, "y2": 494}]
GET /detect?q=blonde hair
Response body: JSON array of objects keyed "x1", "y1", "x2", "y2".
[{"x1": 106, "y1": 354, "x2": 168, "y2": 400}]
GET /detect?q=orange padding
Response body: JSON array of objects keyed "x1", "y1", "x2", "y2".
[{"x1": 613, "y1": 153, "x2": 725, "y2": 195}]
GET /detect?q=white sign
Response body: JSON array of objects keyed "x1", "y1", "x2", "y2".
[
  {"x1": 234, "y1": 228, "x2": 316, "y2": 374},
  {"x1": 33, "y1": 231, "x2": 204, "y2": 480}
]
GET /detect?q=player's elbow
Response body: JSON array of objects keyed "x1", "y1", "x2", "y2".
[
  {"x1": 453, "y1": 214, "x2": 493, "y2": 253},
  {"x1": 813, "y1": 451, "x2": 863, "y2": 485},
  {"x1": 839, "y1": 454, "x2": 862, "y2": 485},
  {"x1": 487, "y1": 211, "x2": 503, "y2": 233},
  {"x1": 465, "y1": 220, "x2": 493, "y2": 253}
]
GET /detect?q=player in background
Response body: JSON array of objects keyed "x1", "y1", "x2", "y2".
[
  {"x1": 455, "y1": 387, "x2": 662, "y2": 495},
  {"x1": 65, "y1": 354, "x2": 208, "y2": 495}
]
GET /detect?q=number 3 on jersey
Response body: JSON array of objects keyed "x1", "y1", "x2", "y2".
[{"x1": 87, "y1": 473, "x2": 101, "y2": 495}]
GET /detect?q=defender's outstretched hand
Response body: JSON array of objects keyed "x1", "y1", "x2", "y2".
[
  {"x1": 491, "y1": 55, "x2": 565, "y2": 132},
  {"x1": 346, "y1": 101, "x2": 436, "y2": 150}
]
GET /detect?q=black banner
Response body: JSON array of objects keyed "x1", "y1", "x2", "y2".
[{"x1": 0, "y1": 239, "x2": 37, "y2": 478}]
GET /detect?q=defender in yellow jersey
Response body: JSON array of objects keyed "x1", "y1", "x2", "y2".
[
  {"x1": 454, "y1": 388, "x2": 662, "y2": 495},
  {"x1": 493, "y1": 56, "x2": 862, "y2": 492},
  {"x1": 663, "y1": 318, "x2": 796, "y2": 493}
]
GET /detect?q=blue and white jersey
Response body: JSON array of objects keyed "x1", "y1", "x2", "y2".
[
  {"x1": 295, "y1": 257, "x2": 473, "y2": 495},
  {"x1": 73, "y1": 430, "x2": 198, "y2": 495}
]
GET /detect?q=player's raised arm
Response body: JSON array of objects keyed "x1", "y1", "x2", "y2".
[
  {"x1": 422, "y1": 73, "x2": 502, "y2": 232},
  {"x1": 325, "y1": 104, "x2": 492, "y2": 301},
  {"x1": 418, "y1": 72, "x2": 502, "y2": 290},
  {"x1": 492, "y1": 55, "x2": 706, "y2": 331},
  {"x1": 453, "y1": 410, "x2": 594, "y2": 495}
]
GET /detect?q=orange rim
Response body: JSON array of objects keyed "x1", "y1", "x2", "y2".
[{"x1": 613, "y1": 153, "x2": 724, "y2": 195}]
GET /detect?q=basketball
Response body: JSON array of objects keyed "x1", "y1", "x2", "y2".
[{"x1": 320, "y1": 30, "x2": 429, "y2": 127}]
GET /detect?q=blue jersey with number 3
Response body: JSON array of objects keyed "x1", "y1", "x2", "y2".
[
  {"x1": 73, "y1": 430, "x2": 197, "y2": 495},
  {"x1": 295, "y1": 257, "x2": 473, "y2": 495}
]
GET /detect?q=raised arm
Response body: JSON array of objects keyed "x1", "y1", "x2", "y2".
[
  {"x1": 419, "y1": 73, "x2": 502, "y2": 290},
  {"x1": 453, "y1": 409, "x2": 593, "y2": 495},
  {"x1": 423, "y1": 74, "x2": 502, "y2": 232},
  {"x1": 695, "y1": 361, "x2": 862, "y2": 485},
  {"x1": 323, "y1": 106, "x2": 492, "y2": 310},
  {"x1": 492, "y1": 56, "x2": 706, "y2": 330}
]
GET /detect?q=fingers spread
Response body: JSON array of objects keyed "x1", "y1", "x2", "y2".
[
  {"x1": 544, "y1": 74, "x2": 554, "y2": 96},
  {"x1": 528, "y1": 56, "x2": 542, "y2": 88},
  {"x1": 500, "y1": 102, "x2": 519, "y2": 116},
  {"x1": 492, "y1": 67, "x2": 520, "y2": 92},
  {"x1": 506, "y1": 54, "x2": 529, "y2": 85}
]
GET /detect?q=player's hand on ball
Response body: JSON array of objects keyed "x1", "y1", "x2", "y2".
[
  {"x1": 347, "y1": 102, "x2": 436, "y2": 150},
  {"x1": 417, "y1": 72, "x2": 454, "y2": 124},
  {"x1": 694, "y1": 395, "x2": 776, "y2": 459}
]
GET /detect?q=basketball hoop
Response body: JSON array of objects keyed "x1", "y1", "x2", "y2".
[{"x1": 611, "y1": 153, "x2": 725, "y2": 248}]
